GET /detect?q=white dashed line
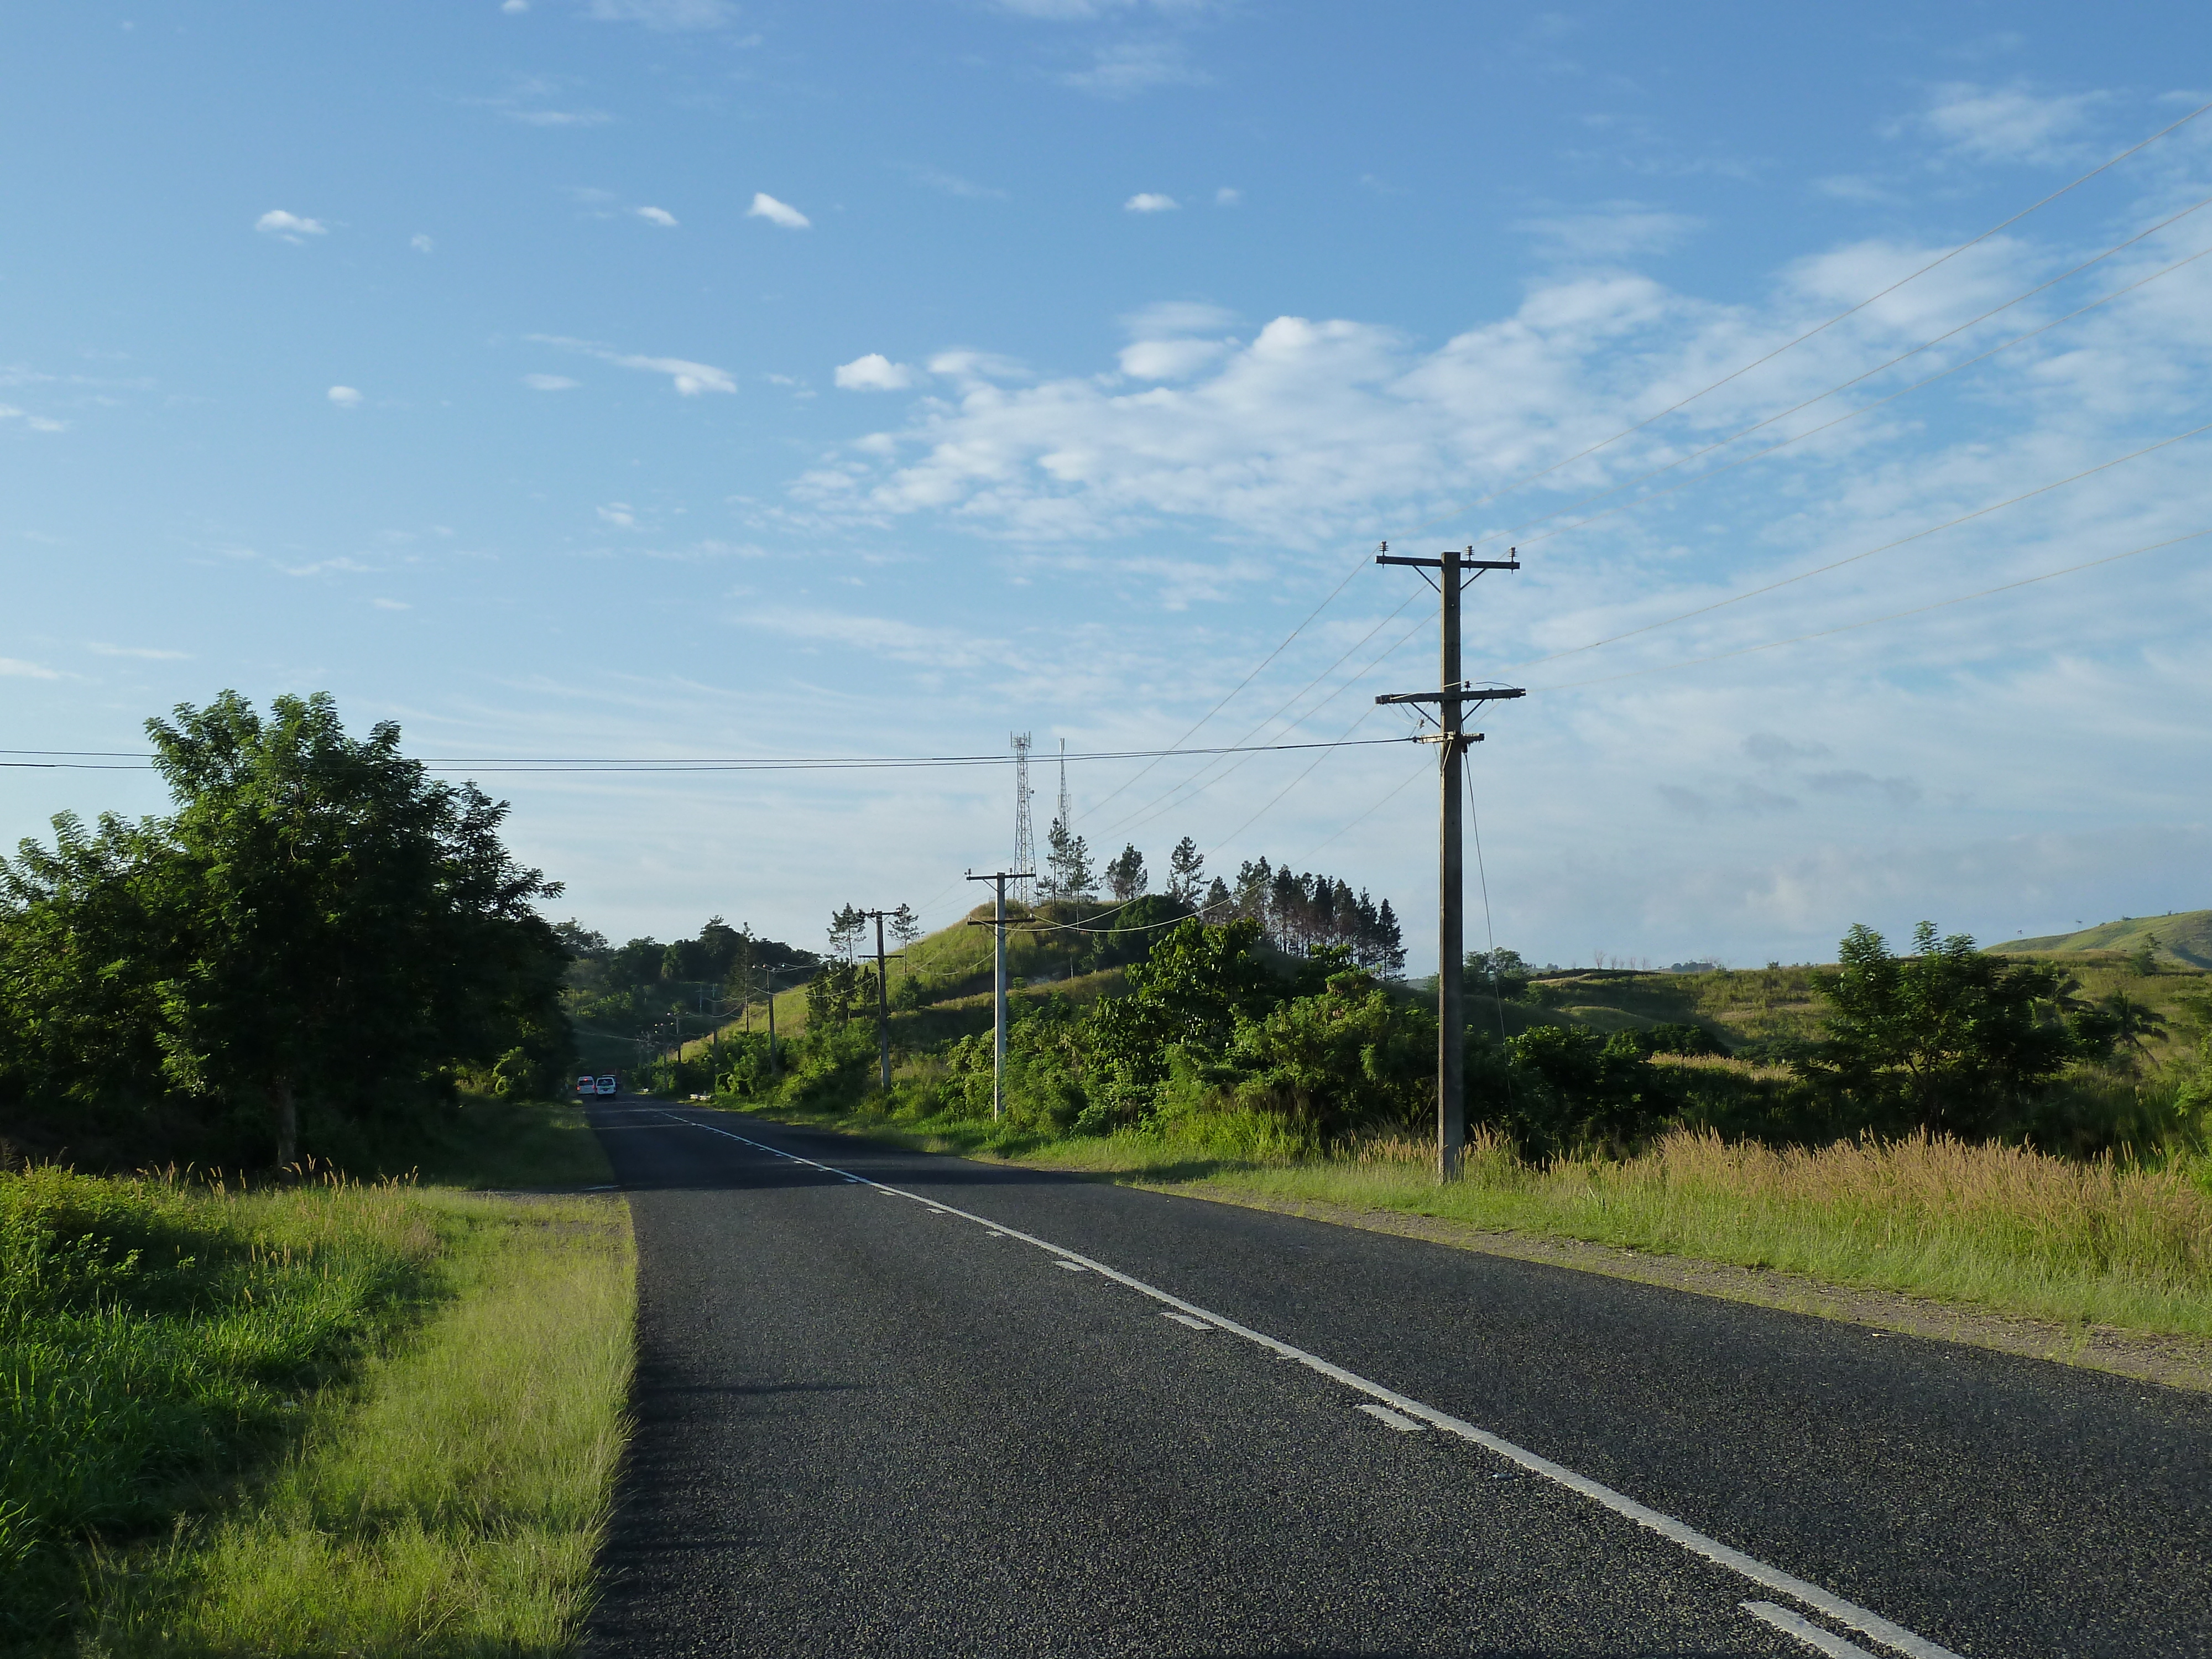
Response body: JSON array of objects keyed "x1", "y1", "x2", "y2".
[
  {"x1": 1742, "y1": 1601, "x2": 1881, "y2": 1658},
  {"x1": 1162, "y1": 1312, "x2": 1211, "y2": 1331},
  {"x1": 1358, "y1": 1402, "x2": 1425, "y2": 1432},
  {"x1": 655, "y1": 1110, "x2": 1962, "y2": 1659}
]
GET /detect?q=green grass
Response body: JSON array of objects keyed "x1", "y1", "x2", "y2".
[
  {"x1": 748, "y1": 1092, "x2": 2212, "y2": 1342},
  {"x1": 2009, "y1": 908, "x2": 2212, "y2": 969},
  {"x1": 1, "y1": 1098, "x2": 632, "y2": 1657}
]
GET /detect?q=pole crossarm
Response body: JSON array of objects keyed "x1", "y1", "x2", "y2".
[
  {"x1": 1376, "y1": 554, "x2": 1522, "y2": 571},
  {"x1": 1374, "y1": 687, "x2": 1527, "y2": 706}
]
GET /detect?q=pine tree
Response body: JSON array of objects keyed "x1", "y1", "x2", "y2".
[
  {"x1": 1203, "y1": 875, "x2": 1232, "y2": 915},
  {"x1": 1045, "y1": 818, "x2": 1095, "y2": 901},
  {"x1": 1105, "y1": 842, "x2": 1147, "y2": 901},
  {"x1": 1166, "y1": 836, "x2": 1205, "y2": 904}
]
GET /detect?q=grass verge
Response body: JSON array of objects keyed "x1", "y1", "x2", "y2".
[
  {"x1": 1, "y1": 1097, "x2": 632, "y2": 1658},
  {"x1": 747, "y1": 1094, "x2": 2212, "y2": 1343}
]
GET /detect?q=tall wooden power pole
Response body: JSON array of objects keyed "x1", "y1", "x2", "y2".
[
  {"x1": 858, "y1": 910, "x2": 904, "y2": 1096},
  {"x1": 966, "y1": 869, "x2": 1032, "y2": 1120},
  {"x1": 1376, "y1": 543, "x2": 1524, "y2": 1180}
]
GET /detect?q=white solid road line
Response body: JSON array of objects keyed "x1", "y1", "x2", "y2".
[
  {"x1": 1743, "y1": 1600, "x2": 1881, "y2": 1658},
  {"x1": 1162, "y1": 1312, "x2": 1212, "y2": 1331},
  {"x1": 1358, "y1": 1402, "x2": 1425, "y2": 1432},
  {"x1": 659, "y1": 1112, "x2": 1964, "y2": 1659},
  {"x1": 1056, "y1": 1260, "x2": 1089, "y2": 1272}
]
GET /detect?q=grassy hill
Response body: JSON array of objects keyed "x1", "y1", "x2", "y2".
[{"x1": 2005, "y1": 910, "x2": 2212, "y2": 970}]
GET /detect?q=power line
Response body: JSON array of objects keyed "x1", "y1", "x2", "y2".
[
  {"x1": 1072, "y1": 103, "x2": 2210, "y2": 830},
  {"x1": 1504, "y1": 416, "x2": 2212, "y2": 672},
  {"x1": 0, "y1": 735, "x2": 1419, "y2": 773},
  {"x1": 1478, "y1": 239, "x2": 2212, "y2": 567},
  {"x1": 1530, "y1": 525, "x2": 2211, "y2": 693},
  {"x1": 1411, "y1": 96, "x2": 2212, "y2": 538},
  {"x1": 1462, "y1": 212, "x2": 2212, "y2": 561}
]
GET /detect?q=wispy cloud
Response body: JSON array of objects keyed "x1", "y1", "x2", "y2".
[
  {"x1": 88, "y1": 643, "x2": 191, "y2": 660},
  {"x1": 1516, "y1": 205, "x2": 1700, "y2": 262},
  {"x1": 635, "y1": 205, "x2": 679, "y2": 227},
  {"x1": 373, "y1": 598, "x2": 411, "y2": 611},
  {"x1": 1214, "y1": 186, "x2": 1240, "y2": 206},
  {"x1": 0, "y1": 658, "x2": 61, "y2": 680},
  {"x1": 410, "y1": 231, "x2": 435, "y2": 252},
  {"x1": 529, "y1": 336, "x2": 736, "y2": 396},
  {"x1": 1124, "y1": 191, "x2": 1178, "y2": 213},
  {"x1": 747, "y1": 192, "x2": 811, "y2": 229},
  {"x1": 522, "y1": 373, "x2": 580, "y2": 391},
  {"x1": 0, "y1": 404, "x2": 66, "y2": 433},
  {"x1": 586, "y1": 0, "x2": 737, "y2": 27},
  {"x1": 327, "y1": 385, "x2": 363, "y2": 408},
  {"x1": 1063, "y1": 39, "x2": 1209, "y2": 96},
  {"x1": 1910, "y1": 81, "x2": 2107, "y2": 166},
  {"x1": 255, "y1": 209, "x2": 327, "y2": 241},
  {"x1": 906, "y1": 165, "x2": 1007, "y2": 200},
  {"x1": 834, "y1": 354, "x2": 921, "y2": 391}
]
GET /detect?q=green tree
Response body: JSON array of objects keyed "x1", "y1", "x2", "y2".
[
  {"x1": 1045, "y1": 819, "x2": 1095, "y2": 901},
  {"x1": 1081, "y1": 917, "x2": 1277, "y2": 1105},
  {"x1": 1105, "y1": 843, "x2": 1147, "y2": 901},
  {"x1": 1, "y1": 692, "x2": 569, "y2": 1165},
  {"x1": 1166, "y1": 837, "x2": 1205, "y2": 905},
  {"x1": 1794, "y1": 921, "x2": 2105, "y2": 1138}
]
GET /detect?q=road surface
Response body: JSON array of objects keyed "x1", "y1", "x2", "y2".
[{"x1": 581, "y1": 1104, "x2": 2212, "y2": 1657}]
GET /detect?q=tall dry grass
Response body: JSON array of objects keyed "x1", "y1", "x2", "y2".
[{"x1": 1208, "y1": 1126, "x2": 2212, "y2": 1336}]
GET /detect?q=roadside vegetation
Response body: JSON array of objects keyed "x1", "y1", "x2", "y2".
[
  {"x1": 687, "y1": 888, "x2": 2212, "y2": 1340},
  {"x1": 0, "y1": 693, "x2": 630, "y2": 1656},
  {"x1": 1, "y1": 1097, "x2": 629, "y2": 1658}
]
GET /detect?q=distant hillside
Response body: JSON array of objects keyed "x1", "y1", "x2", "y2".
[{"x1": 2005, "y1": 910, "x2": 2212, "y2": 970}]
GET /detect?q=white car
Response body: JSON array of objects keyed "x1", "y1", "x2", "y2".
[
  {"x1": 595, "y1": 1075, "x2": 619, "y2": 1097},
  {"x1": 575, "y1": 1074, "x2": 596, "y2": 1095}
]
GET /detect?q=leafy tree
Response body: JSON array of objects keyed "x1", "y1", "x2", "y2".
[
  {"x1": 1, "y1": 692, "x2": 568, "y2": 1165},
  {"x1": 553, "y1": 920, "x2": 609, "y2": 959},
  {"x1": 1166, "y1": 837, "x2": 1205, "y2": 905},
  {"x1": 889, "y1": 903, "x2": 922, "y2": 950},
  {"x1": 1203, "y1": 875, "x2": 1232, "y2": 915},
  {"x1": 1794, "y1": 922, "x2": 2109, "y2": 1138},
  {"x1": 1499, "y1": 1026, "x2": 1679, "y2": 1159},
  {"x1": 1105, "y1": 843, "x2": 1148, "y2": 902},
  {"x1": 1082, "y1": 917, "x2": 1277, "y2": 1103},
  {"x1": 1467, "y1": 947, "x2": 1532, "y2": 999},
  {"x1": 1224, "y1": 968, "x2": 1434, "y2": 1135}
]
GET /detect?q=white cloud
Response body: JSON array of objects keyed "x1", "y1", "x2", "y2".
[
  {"x1": 373, "y1": 598, "x2": 411, "y2": 610},
  {"x1": 502, "y1": 0, "x2": 528, "y2": 11},
  {"x1": 1214, "y1": 186, "x2": 1241, "y2": 206},
  {"x1": 635, "y1": 205, "x2": 679, "y2": 227},
  {"x1": 509, "y1": 107, "x2": 610, "y2": 127},
  {"x1": 746, "y1": 192, "x2": 811, "y2": 229},
  {"x1": 410, "y1": 232, "x2": 435, "y2": 253},
  {"x1": 598, "y1": 503, "x2": 637, "y2": 527},
  {"x1": 1124, "y1": 192, "x2": 1179, "y2": 213},
  {"x1": 907, "y1": 165, "x2": 1006, "y2": 200},
  {"x1": 0, "y1": 404, "x2": 66, "y2": 433},
  {"x1": 528, "y1": 335, "x2": 735, "y2": 395},
  {"x1": 1517, "y1": 206, "x2": 1699, "y2": 262},
  {"x1": 1062, "y1": 39, "x2": 1210, "y2": 96},
  {"x1": 255, "y1": 210, "x2": 327, "y2": 241},
  {"x1": 1912, "y1": 81, "x2": 2106, "y2": 166},
  {"x1": 88, "y1": 643, "x2": 191, "y2": 660},
  {"x1": 0, "y1": 657, "x2": 61, "y2": 679},
  {"x1": 1118, "y1": 338, "x2": 1225, "y2": 380},
  {"x1": 586, "y1": 0, "x2": 735, "y2": 27},
  {"x1": 327, "y1": 385, "x2": 363, "y2": 408},
  {"x1": 522, "y1": 373, "x2": 580, "y2": 391},
  {"x1": 834, "y1": 353, "x2": 920, "y2": 391}
]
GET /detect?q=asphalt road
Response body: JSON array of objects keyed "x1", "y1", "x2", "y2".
[{"x1": 581, "y1": 1104, "x2": 2212, "y2": 1658}]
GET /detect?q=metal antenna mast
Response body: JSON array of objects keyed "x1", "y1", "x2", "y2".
[
  {"x1": 1057, "y1": 738, "x2": 1071, "y2": 857},
  {"x1": 1375, "y1": 542, "x2": 1525, "y2": 1182},
  {"x1": 1011, "y1": 732, "x2": 1035, "y2": 906}
]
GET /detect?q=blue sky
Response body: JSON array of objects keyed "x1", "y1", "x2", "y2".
[{"x1": 6, "y1": 1, "x2": 2211, "y2": 969}]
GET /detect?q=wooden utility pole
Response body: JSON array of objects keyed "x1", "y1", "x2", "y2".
[
  {"x1": 854, "y1": 911, "x2": 906, "y2": 1096},
  {"x1": 966, "y1": 869, "x2": 1032, "y2": 1120},
  {"x1": 1376, "y1": 542, "x2": 1524, "y2": 1180}
]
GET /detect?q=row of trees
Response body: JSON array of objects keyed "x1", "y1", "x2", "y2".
[{"x1": 0, "y1": 694, "x2": 572, "y2": 1167}]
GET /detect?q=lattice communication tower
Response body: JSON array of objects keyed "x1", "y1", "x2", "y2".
[{"x1": 1011, "y1": 732, "x2": 1034, "y2": 906}]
